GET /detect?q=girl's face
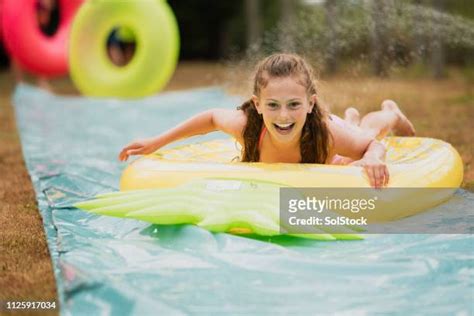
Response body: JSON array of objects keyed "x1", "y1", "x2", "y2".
[{"x1": 253, "y1": 76, "x2": 316, "y2": 146}]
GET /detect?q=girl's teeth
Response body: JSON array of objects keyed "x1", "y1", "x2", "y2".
[{"x1": 276, "y1": 123, "x2": 292, "y2": 128}]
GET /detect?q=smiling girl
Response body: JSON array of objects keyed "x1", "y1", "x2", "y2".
[{"x1": 119, "y1": 53, "x2": 415, "y2": 188}]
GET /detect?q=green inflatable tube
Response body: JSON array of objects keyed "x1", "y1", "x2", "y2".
[
  {"x1": 69, "y1": 0, "x2": 180, "y2": 98},
  {"x1": 75, "y1": 178, "x2": 363, "y2": 241}
]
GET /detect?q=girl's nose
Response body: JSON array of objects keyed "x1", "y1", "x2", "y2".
[{"x1": 279, "y1": 108, "x2": 290, "y2": 120}]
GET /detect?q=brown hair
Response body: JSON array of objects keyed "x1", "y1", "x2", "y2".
[{"x1": 237, "y1": 53, "x2": 331, "y2": 163}]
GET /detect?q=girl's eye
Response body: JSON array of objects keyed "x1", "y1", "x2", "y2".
[
  {"x1": 289, "y1": 102, "x2": 301, "y2": 108},
  {"x1": 267, "y1": 102, "x2": 278, "y2": 109}
]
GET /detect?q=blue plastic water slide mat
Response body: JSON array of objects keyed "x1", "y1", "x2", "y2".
[{"x1": 12, "y1": 83, "x2": 473, "y2": 315}]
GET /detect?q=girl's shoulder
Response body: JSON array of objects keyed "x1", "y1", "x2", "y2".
[{"x1": 212, "y1": 108, "x2": 247, "y2": 142}]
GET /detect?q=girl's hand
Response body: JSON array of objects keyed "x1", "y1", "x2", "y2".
[
  {"x1": 350, "y1": 157, "x2": 389, "y2": 189},
  {"x1": 119, "y1": 138, "x2": 157, "y2": 161}
]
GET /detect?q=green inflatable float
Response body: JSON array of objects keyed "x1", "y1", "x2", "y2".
[
  {"x1": 75, "y1": 179, "x2": 363, "y2": 241},
  {"x1": 69, "y1": 0, "x2": 180, "y2": 98}
]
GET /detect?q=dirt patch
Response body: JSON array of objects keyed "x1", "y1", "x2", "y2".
[{"x1": 0, "y1": 73, "x2": 58, "y2": 315}]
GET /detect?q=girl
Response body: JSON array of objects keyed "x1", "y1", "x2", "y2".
[{"x1": 119, "y1": 53, "x2": 415, "y2": 189}]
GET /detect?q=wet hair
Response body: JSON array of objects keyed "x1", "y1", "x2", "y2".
[{"x1": 237, "y1": 53, "x2": 331, "y2": 163}]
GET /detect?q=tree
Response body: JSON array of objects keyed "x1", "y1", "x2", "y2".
[
  {"x1": 370, "y1": 0, "x2": 390, "y2": 77},
  {"x1": 324, "y1": 0, "x2": 338, "y2": 74},
  {"x1": 278, "y1": 0, "x2": 296, "y2": 52},
  {"x1": 430, "y1": 0, "x2": 446, "y2": 79},
  {"x1": 245, "y1": 0, "x2": 262, "y2": 50}
]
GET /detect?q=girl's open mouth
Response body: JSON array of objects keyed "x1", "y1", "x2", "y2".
[{"x1": 273, "y1": 123, "x2": 295, "y2": 135}]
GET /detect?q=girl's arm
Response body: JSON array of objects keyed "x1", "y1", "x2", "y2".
[
  {"x1": 327, "y1": 119, "x2": 389, "y2": 188},
  {"x1": 119, "y1": 109, "x2": 246, "y2": 161},
  {"x1": 350, "y1": 141, "x2": 389, "y2": 188}
]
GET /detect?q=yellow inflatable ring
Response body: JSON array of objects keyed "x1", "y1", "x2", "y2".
[
  {"x1": 120, "y1": 137, "x2": 463, "y2": 223},
  {"x1": 69, "y1": 0, "x2": 179, "y2": 98}
]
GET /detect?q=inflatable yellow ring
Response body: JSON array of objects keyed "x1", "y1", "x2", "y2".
[
  {"x1": 69, "y1": 0, "x2": 179, "y2": 98},
  {"x1": 120, "y1": 137, "x2": 464, "y2": 223}
]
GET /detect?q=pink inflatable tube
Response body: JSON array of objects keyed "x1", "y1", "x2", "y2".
[
  {"x1": 2, "y1": 0, "x2": 83, "y2": 77},
  {"x1": 0, "y1": 0, "x2": 4, "y2": 42}
]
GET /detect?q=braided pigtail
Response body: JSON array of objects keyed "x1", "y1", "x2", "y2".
[
  {"x1": 300, "y1": 100, "x2": 331, "y2": 163},
  {"x1": 238, "y1": 100, "x2": 263, "y2": 162}
]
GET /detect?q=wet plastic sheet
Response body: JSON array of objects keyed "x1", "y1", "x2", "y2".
[{"x1": 13, "y1": 84, "x2": 473, "y2": 315}]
